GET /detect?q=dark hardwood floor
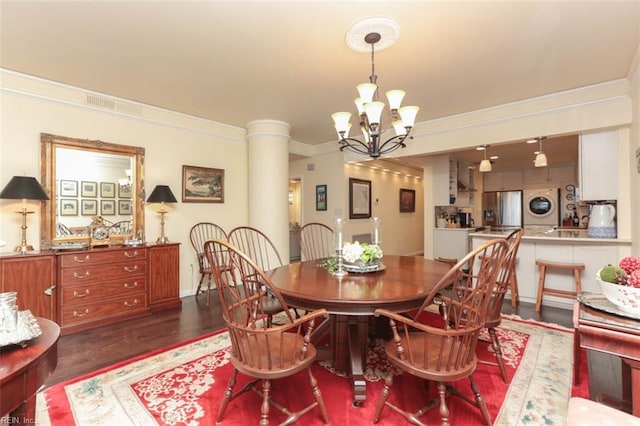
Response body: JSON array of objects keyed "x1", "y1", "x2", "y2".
[{"x1": 45, "y1": 293, "x2": 573, "y2": 387}]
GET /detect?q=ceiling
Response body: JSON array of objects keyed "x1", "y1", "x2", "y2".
[{"x1": 1, "y1": 1, "x2": 638, "y2": 170}]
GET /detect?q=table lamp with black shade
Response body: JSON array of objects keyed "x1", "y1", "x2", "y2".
[
  {"x1": 0, "y1": 176, "x2": 50, "y2": 253},
  {"x1": 146, "y1": 185, "x2": 177, "y2": 244}
]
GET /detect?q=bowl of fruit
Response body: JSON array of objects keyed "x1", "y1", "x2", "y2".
[{"x1": 597, "y1": 256, "x2": 640, "y2": 314}]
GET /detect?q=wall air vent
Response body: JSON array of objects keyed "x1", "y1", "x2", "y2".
[
  {"x1": 85, "y1": 94, "x2": 115, "y2": 110},
  {"x1": 84, "y1": 94, "x2": 143, "y2": 116}
]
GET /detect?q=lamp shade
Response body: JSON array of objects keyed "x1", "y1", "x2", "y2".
[
  {"x1": 146, "y1": 185, "x2": 177, "y2": 203},
  {"x1": 0, "y1": 176, "x2": 49, "y2": 200},
  {"x1": 535, "y1": 152, "x2": 548, "y2": 167},
  {"x1": 479, "y1": 159, "x2": 492, "y2": 172}
]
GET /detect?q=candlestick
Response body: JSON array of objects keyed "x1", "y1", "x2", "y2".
[{"x1": 333, "y1": 217, "x2": 347, "y2": 277}]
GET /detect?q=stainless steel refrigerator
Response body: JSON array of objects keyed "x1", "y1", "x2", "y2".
[{"x1": 482, "y1": 190, "x2": 523, "y2": 228}]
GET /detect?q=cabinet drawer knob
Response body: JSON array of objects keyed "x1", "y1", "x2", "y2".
[
  {"x1": 72, "y1": 255, "x2": 91, "y2": 263},
  {"x1": 73, "y1": 289, "x2": 90, "y2": 298},
  {"x1": 124, "y1": 299, "x2": 139, "y2": 307},
  {"x1": 124, "y1": 265, "x2": 138, "y2": 273},
  {"x1": 73, "y1": 271, "x2": 91, "y2": 279},
  {"x1": 73, "y1": 308, "x2": 90, "y2": 317},
  {"x1": 124, "y1": 250, "x2": 138, "y2": 258},
  {"x1": 44, "y1": 285, "x2": 56, "y2": 296},
  {"x1": 124, "y1": 282, "x2": 139, "y2": 289}
]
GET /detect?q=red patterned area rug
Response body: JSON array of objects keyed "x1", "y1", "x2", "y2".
[{"x1": 37, "y1": 316, "x2": 589, "y2": 425}]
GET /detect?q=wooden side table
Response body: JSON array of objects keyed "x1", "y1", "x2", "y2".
[
  {"x1": 575, "y1": 301, "x2": 640, "y2": 416},
  {"x1": 0, "y1": 318, "x2": 60, "y2": 422}
]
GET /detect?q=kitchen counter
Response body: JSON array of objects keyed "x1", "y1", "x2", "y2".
[
  {"x1": 469, "y1": 228, "x2": 632, "y2": 310},
  {"x1": 470, "y1": 228, "x2": 631, "y2": 244}
]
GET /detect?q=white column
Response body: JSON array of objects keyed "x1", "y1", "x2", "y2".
[{"x1": 246, "y1": 120, "x2": 291, "y2": 262}]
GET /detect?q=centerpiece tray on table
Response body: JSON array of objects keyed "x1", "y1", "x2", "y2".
[
  {"x1": 343, "y1": 262, "x2": 386, "y2": 273},
  {"x1": 577, "y1": 292, "x2": 640, "y2": 321},
  {"x1": 0, "y1": 310, "x2": 43, "y2": 348}
]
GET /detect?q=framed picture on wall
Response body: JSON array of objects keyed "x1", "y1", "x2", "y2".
[
  {"x1": 399, "y1": 188, "x2": 416, "y2": 212},
  {"x1": 349, "y1": 178, "x2": 371, "y2": 219},
  {"x1": 182, "y1": 165, "x2": 224, "y2": 203},
  {"x1": 60, "y1": 180, "x2": 78, "y2": 197},
  {"x1": 119, "y1": 200, "x2": 132, "y2": 215},
  {"x1": 100, "y1": 182, "x2": 116, "y2": 198},
  {"x1": 101, "y1": 200, "x2": 116, "y2": 216},
  {"x1": 60, "y1": 199, "x2": 78, "y2": 216},
  {"x1": 81, "y1": 199, "x2": 97, "y2": 216},
  {"x1": 316, "y1": 184, "x2": 327, "y2": 211},
  {"x1": 118, "y1": 184, "x2": 132, "y2": 199},
  {"x1": 81, "y1": 181, "x2": 97, "y2": 197}
]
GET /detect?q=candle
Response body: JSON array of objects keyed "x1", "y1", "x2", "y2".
[
  {"x1": 372, "y1": 217, "x2": 380, "y2": 245},
  {"x1": 334, "y1": 218, "x2": 344, "y2": 249}
]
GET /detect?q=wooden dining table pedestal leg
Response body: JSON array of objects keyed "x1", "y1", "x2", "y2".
[{"x1": 333, "y1": 314, "x2": 368, "y2": 405}]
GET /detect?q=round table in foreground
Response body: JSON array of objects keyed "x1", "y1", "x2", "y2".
[{"x1": 268, "y1": 255, "x2": 450, "y2": 405}]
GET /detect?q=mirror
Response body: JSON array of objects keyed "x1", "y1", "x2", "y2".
[{"x1": 40, "y1": 133, "x2": 145, "y2": 246}]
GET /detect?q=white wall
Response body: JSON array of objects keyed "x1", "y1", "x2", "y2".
[
  {"x1": 0, "y1": 70, "x2": 249, "y2": 297},
  {"x1": 290, "y1": 152, "x2": 425, "y2": 256}
]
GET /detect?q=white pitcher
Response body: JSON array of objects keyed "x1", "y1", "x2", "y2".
[{"x1": 587, "y1": 204, "x2": 616, "y2": 238}]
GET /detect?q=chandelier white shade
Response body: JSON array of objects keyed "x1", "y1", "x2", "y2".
[{"x1": 332, "y1": 20, "x2": 419, "y2": 159}]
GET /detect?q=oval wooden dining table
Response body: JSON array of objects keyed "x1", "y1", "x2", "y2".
[{"x1": 267, "y1": 255, "x2": 450, "y2": 406}]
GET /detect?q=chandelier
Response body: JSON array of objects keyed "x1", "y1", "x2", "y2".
[{"x1": 331, "y1": 20, "x2": 419, "y2": 159}]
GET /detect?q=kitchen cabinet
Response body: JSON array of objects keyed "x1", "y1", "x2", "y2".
[
  {"x1": 0, "y1": 253, "x2": 57, "y2": 321},
  {"x1": 483, "y1": 170, "x2": 523, "y2": 191},
  {"x1": 434, "y1": 228, "x2": 474, "y2": 262},
  {"x1": 433, "y1": 155, "x2": 456, "y2": 206},
  {"x1": 523, "y1": 165, "x2": 576, "y2": 185},
  {"x1": 579, "y1": 130, "x2": 618, "y2": 201}
]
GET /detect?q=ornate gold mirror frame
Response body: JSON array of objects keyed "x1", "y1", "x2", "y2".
[{"x1": 40, "y1": 133, "x2": 145, "y2": 246}]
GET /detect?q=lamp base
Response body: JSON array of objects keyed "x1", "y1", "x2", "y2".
[
  {"x1": 15, "y1": 243, "x2": 34, "y2": 254},
  {"x1": 156, "y1": 236, "x2": 170, "y2": 244}
]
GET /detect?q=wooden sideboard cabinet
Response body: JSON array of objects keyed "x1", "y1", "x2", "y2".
[
  {"x1": 57, "y1": 246, "x2": 150, "y2": 333},
  {"x1": 148, "y1": 243, "x2": 181, "y2": 311},
  {"x1": 0, "y1": 252, "x2": 57, "y2": 321},
  {"x1": 0, "y1": 243, "x2": 181, "y2": 334}
]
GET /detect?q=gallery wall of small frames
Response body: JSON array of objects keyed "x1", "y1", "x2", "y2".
[{"x1": 58, "y1": 180, "x2": 132, "y2": 217}]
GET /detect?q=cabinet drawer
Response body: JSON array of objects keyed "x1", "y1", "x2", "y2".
[
  {"x1": 61, "y1": 278, "x2": 147, "y2": 305},
  {"x1": 60, "y1": 260, "x2": 146, "y2": 284},
  {"x1": 61, "y1": 292, "x2": 147, "y2": 326},
  {"x1": 59, "y1": 248, "x2": 147, "y2": 268}
]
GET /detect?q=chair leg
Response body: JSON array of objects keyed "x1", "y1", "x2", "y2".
[
  {"x1": 308, "y1": 367, "x2": 330, "y2": 424},
  {"x1": 488, "y1": 326, "x2": 510, "y2": 384},
  {"x1": 469, "y1": 375, "x2": 492, "y2": 426},
  {"x1": 436, "y1": 382, "x2": 451, "y2": 425},
  {"x1": 373, "y1": 374, "x2": 393, "y2": 423},
  {"x1": 217, "y1": 368, "x2": 238, "y2": 423},
  {"x1": 535, "y1": 265, "x2": 547, "y2": 312},
  {"x1": 260, "y1": 379, "x2": 272, "y2": 426},
  {"x1": 573, "y1": 330, "x2": 581, "y2": 385},
  {"x1": 510, "y1": 272, "x2": 519, "y2": 308}
]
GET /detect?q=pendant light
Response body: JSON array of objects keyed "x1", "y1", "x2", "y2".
[
  {"x1": 532, "y1": 137, "x2": 548, "y2": 167},
  {"x1": 478, "y1": 145, "x2": 492, "y2": 172}
]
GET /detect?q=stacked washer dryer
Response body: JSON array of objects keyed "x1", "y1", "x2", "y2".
[{"x1": 523, "y1": 188, "x2": 561, "y2": 228}]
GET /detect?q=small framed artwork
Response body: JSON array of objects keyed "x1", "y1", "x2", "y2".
[
  {"x1": 118, "y1": 200, "x2": 132, "y2": 215},
  {"x1": 316, "y1": 184, "x2": 327, "y2": 211},
  {"x1": 81, "y1": 181, "x2": 97, "y2": 198},
  {"x1": 100, "y1": 182, "x2": 116, "y2": 198},
  {"x1": 399, "y1": 188, "x2": 416, "y2": 213},
  {"x1": 118, "y1": 184, "x2": 132, "y2": 199},
  {"x1": 60, "y1": 180, "x2": 78, "y2": 197},
  {"x1": 101, "y1": 200, "x2": 116, "y2": 216},
  {"x1": 81, "y1": 199, "x2": 98, "y2": 216},
  {"x1": 182, "y1": 165, "x2": 225, "y2": 203},
  {"x1": 60, "y1": 199, "x2": 78, "y2": 216},
  {"x1": 349, "y1": 178, "x2": 371, "y2": 219}
]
